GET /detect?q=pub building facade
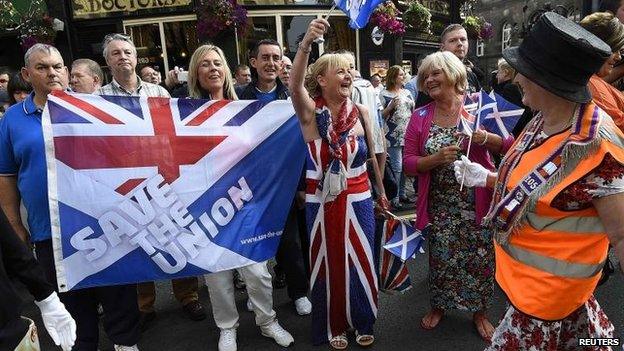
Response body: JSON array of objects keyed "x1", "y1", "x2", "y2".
[{"x1": 33, "y1": 0, "x2": 430, "y2": 82}]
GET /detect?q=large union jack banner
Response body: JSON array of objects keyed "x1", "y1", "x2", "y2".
[{"x1": 43, "y1": 91, "x2": 305, "y2": 292}]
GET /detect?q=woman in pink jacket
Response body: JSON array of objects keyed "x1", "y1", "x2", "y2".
[{"x1": 402, "y1": 51, "x2": 513, "y2": 342}]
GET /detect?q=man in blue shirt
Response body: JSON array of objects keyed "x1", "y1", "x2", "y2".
[
  {"x1": 236, "y1": 39, "x2": 289, "y2": 101},
  {"x1": 0, "y1": 44, "x2": 141, "y2": 351},
  {"x1": 238, "y1": 39, "x2": 310, "y2": 312}
]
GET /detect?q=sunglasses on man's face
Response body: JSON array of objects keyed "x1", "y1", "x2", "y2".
[{"x1": 0, "y1": 79, "x2": 7, "y2": 83}]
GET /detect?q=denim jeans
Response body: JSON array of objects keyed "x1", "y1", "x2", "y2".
[{"x1": 387, "y1": 146, "x2": 405, "y2": 202}]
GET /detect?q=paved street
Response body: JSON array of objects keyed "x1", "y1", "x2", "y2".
[{"x1": 23, "y1": 252, "x2": 623, "y2": 351}]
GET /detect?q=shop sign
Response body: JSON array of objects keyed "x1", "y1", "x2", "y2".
[
  {"x1": 369, "y1": 59, "x2": 389, "y2": 79},
  {"x1": 71, "y1": 0, "x2": 192, "y2": 19},
  {"x1": 421, "y1": 0, "x2": 449, "y2": 16},
  {"x1": 371, "y1": 26, "x2": 384, "y2": 46}
]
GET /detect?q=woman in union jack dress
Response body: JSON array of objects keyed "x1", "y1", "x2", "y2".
[{"x1": 290, "y1": 19, "x2": 390, "y2": 349}]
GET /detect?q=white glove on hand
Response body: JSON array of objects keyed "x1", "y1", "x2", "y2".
[
  {"x1": 35, "y1": 292, "x2": 76, "y2": 351},
  {"x1": 453, "y1": 155, "x2": 489, "y2": 188}
]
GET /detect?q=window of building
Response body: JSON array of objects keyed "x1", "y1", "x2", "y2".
[
  {"x1": 237, "y1": 16, "x2": 278, "y2": 64},
  {"x1": 476, "y1": 39, "x2": 484, "y2": 57},
  {"x1": 126, "y1": 23, "x2": 166, "y2": 76},
  {"x1": 281, "y1": 15, "x2": 319, "y2": 62},
  {"x1": 164, "y1": 20, "x2": 199, "y2": 71},
  {"x1": 502, "y1": 22, "x2": 512, "y2": 52},
  {"x1": 324, "y1": 16, "x2": 357, "y2": 59}
]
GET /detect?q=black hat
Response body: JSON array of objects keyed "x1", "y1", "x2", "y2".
[{"x1": 503, "y1": 12, "x2": 611, "y2": 103}]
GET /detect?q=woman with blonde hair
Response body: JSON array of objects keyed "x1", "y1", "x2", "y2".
[
  {"x1": 290, "y1": 19, "x2": 389, "y2": 349},
  {"x1": 380, "y1": 65, "x2": 414, "y2": 209},
  {"x1": 187, "y1": 44, "x2": 294, "y2": 351},
  {"x1": 403, "y1": 51, "x2": 508, "y2": 341}
]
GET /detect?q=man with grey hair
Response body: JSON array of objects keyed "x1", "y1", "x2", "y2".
[
  {"x1": 98, "y1": 33, "x2": 207, "y2": 328},
  {"x1": 98, "y1": 33, "x2": 168, "y2": 97},
  {"x1": 0, "y1": 43, "x2": 141, "y2": 351},
  {"x1": 70, "y1": 58, "x2": 103, "y2": 94}
]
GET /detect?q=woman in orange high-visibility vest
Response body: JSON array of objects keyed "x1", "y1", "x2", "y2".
[{"x1": 455, "y1": 12, "x2": 624, "y2": 350}]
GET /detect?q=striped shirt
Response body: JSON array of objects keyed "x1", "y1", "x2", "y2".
[{"x1": 97, "y1": 75, "x2": 170, "y2": 98}]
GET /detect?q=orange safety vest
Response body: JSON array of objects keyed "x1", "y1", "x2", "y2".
[{"x1": 493, "y1": 104, "x2": 624, "y2": 320}]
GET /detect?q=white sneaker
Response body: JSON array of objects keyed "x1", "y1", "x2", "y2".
[
  {"x1": 114, "y1": 345, "x2": 139, "y2": 351},
  {"x1": 246, "y1": 299, "x2": 253, "y2": 312},
  {"x1": 260, "y1": 320, "x2": 294, "y2": 347},
  {"x1": 218, "y1": 328, "x2": 237, "y2": 351},
  {"x1": 294, "y1": 297, "x2": 312, "y2": 315}
]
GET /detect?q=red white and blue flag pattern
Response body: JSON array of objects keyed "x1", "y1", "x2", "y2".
[
  {"x1": 305, "y1": 127, "x2": 377, "y2": 343},
  {"x1": 43, "y1": 91, "x2": 305, "y2": 291},
  {"x1": 379, "y1": 217, "x2": 415, "y2": 294}
]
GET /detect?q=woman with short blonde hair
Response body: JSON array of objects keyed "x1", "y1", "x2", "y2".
[
  {"x1": 290, "y1": 18, "x2": 389, "y2": 350},
  {"x1": 404, "y1": 50, "x2": 509, "y2": 342},
  {"x1": 416, "y1": 51, "x2": 467, "y2": 95}
]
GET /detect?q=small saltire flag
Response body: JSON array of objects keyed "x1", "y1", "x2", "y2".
[
  {"x1": 383, "y1": 218, "x2": 426, "y2": 262},
  {"x1": 334, "y1": 0, "x2": 386, "y2": 29},
  {"x1": 379, "y1": 217, "x2": 413, "y2": 294},
  {"x1": 478, "y1": 90, "x2": 524, "y2": 139}
]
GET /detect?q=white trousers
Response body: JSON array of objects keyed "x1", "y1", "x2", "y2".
[{"x1": 204, "y1": 261, "x2": 276, "y2": 330}]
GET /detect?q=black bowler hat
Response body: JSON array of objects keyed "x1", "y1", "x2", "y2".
[{"x1": 503, "y1": 12, "x2": 611, "y2": 103}]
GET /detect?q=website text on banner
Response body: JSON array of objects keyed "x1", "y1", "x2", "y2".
[{"x1": 42, "y1": 91, "x2": 305, "y2": 292}]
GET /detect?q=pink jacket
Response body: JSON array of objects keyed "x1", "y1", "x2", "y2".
[{"x1": 403, "y1": 102, "x2": 514, "y2": 230}]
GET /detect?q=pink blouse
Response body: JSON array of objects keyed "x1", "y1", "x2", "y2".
[{"x1": 403, "y1": 102, "x2": 514, "y2": 230}]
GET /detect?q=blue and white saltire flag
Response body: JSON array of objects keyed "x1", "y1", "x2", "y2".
[
  {"x1": 383, "y1": 219, "x2": 426, "y2": 262},
  {"x1": 334, "y1": 0, "x2": 385, "y2": 29},
  {"x1": 43, "y1": 91, "x2": 305, "y2": 291},
  {"x1": 477, "y1": 90, "x2": 524, "y2": 139}
]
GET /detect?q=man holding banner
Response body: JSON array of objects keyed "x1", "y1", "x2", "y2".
[
  {"x1": 97, "y1": 33, "x2": 207, "y2": 329},
  {"x1": 0, "y1": 44, "x2": 142, "y2": 351}
]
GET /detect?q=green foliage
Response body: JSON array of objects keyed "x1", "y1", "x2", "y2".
[{"x1": 403, "y1": 1, "x2": 432, "y2": 33}]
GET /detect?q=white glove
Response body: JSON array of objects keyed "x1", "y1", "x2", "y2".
[
  {"x1": 453, "y1": 155, "x2": 489, "y2": 188},
  {"x1": 35, "y1": 292, "x2": 76, "y2": 351}
]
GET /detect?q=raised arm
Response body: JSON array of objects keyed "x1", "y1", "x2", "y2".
[{"x1": 290, "y1": 19, "x2": 329, "y2": 132}]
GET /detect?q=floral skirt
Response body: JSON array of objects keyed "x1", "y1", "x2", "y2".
[{"x1": 486, "y1": 296, "x2": 615, "y2": 351}]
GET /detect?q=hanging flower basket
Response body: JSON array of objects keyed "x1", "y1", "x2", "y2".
[
  {"x1": 0, "y1": 0, "x2": 58, "y2": 51},
  {"x1": 479, "y1": 21, "x2": 494, "y2": 40},
  {"x1": 403, "y1": 1, "x2": 431, "y2": 33},
  {"x1": 462, "y1": 15, "x2": 493, "y2": 40},
  {"x1": 196, "y1": 0, "x2": 247, "y2": 41},
  {"x1": 370, "y1": 1, "x2": 406, "y2": 36}
]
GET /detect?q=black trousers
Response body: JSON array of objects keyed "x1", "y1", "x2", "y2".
[
  {"x1": 275, "y1": 202, "x2": 309, "y2": 300},
  {"x1": 35, "y1": 240, "x2": 140, "y2": 350}
]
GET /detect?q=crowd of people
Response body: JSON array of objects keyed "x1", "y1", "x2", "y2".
[{"x1": 2, "y1": 1, "x2": 624, "y2": 351}]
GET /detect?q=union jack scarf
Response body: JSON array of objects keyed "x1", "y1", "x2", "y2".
[{"x1": 314, "y1": 96, "x2": 360, "y2": 201}]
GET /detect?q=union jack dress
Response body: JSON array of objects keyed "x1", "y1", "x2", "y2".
[{"x1": 305, "y1": 113, "x2": 378, "y2": 344}]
